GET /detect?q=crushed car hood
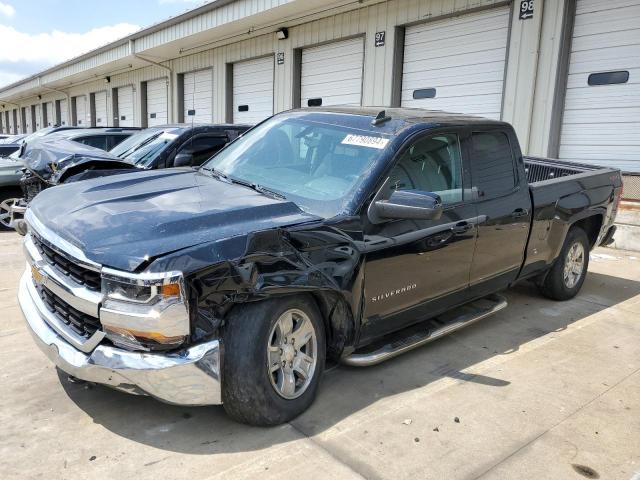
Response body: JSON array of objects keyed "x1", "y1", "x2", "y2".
[
  {"x1": 28, "y1": 168, "x2": 320, "y2": 271},
  {"x1": 23, "y1": 137, "x2": 134, "y2": 184}
]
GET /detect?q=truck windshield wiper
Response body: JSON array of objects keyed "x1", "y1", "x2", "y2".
[
  {"x1": 228, "y1": 177, "x2": 287, "y2": 200},
  {"x1": 200, "y1": 166, "x2": 230, "y2": 181}
]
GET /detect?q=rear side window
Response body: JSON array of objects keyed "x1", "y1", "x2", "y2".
[
  {"x1": 108, "y1": 134, "x2": 130, "y2": 150},
  {"x1": 471, "y1": 131, "x2": 517, "y2": 199},
  {"x1": 75, "y1": 135, "x2": 107, "y2": 150},
  {"x1": 178, "y1": 135, "x2": 229, "y2": 166}
]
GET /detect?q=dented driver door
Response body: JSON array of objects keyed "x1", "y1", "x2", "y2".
[{"x1": 359, "y1": 130, "x2": 479, "y2": 343}]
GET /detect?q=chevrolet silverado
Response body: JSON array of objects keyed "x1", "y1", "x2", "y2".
[{"x1": 18, "y1": 107, "x2": 622, "y2": 425}]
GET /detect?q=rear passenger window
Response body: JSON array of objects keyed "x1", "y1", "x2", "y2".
[
  {"x1": 388, "y1": 133, "x2": 463, "y2": 204},
  {"x1": 471, "y1": 131, "x2": 516, "y2": 199},
  {"x1": 75, "y1": 136, "x2": 107, "y2": 150}
]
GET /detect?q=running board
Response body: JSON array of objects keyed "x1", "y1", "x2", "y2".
[{"x1": 341, "y1": 294, "x2": 508, "y2": 367}]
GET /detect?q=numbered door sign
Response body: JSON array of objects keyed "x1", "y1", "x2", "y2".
[
  {"x1": 375, "y1": 31, "x2": 386, "y2": 47},
  {"x1": 519, "y1": 0, "x2": 534, "y2": 20}
]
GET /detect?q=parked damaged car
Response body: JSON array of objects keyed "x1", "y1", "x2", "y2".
[
  {"x1": 9, "y1": 124, "x2": 251, "y2": 233},
  {"x1": 19, "y1": 107, "x2": 621, "y2": 426}
]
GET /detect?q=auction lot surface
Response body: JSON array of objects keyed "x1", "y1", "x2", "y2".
[{"x1": 1, "y1": 231, "x2": 639, "y2": 480}]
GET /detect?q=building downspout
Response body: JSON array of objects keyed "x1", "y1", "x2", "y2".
[{"x1": 129, "y1": 39, "x2": 174, "y2": 123}]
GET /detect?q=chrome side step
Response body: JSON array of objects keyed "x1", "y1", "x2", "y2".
[{"x1": 341, "y1": 294, "x2": 508, "y2": 367}]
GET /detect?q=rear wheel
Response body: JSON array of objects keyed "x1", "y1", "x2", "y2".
[
  {"x1": 222, "y1": 295, "x2": 325, "y2": 426},
  {"x1": 539, "y1": 227, "x2": 590, "y2": 301}
]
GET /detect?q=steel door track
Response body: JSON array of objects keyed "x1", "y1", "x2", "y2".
[{"x1": 342, "y1": 294, "x2": 508, "y2": 367}]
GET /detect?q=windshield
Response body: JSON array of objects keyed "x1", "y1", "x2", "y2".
[
  {"x1": 109, "y1": 128, "x2": 178, "y2": 166},
  {"x1": 203, "y1": 115, "x2": 391, "y2": 217}
]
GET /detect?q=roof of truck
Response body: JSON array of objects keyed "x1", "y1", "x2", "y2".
[{"x1": 292, "y1": 106, "x2": 508, "y2": 126}]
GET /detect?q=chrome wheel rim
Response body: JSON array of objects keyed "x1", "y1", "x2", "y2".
[
  {"x1": 0, "y1": 198, "x2": 17, "y2": 228},
  {"x1": 563, "y1": 241, "x2": 585, "y2": 289},
  {"x1": 267, "y1": 308, "x2": 317, "y2": 400}
]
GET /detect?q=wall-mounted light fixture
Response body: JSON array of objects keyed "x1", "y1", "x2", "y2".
[
  {"x1": 276, "y1": 28, "x2": 289, "y2": 40},
  {"x1": 105, "y1": 76, "x2": 111, "y2": 84}
]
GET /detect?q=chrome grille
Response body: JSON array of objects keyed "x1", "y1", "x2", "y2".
[
  {"x1": 32, "y1": 235, "x2": 101, "y2": 291},
  {"x1": 38, "y1": 285, "x2": 101, "y2": 338}
]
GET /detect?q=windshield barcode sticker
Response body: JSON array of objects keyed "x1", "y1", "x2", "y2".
[{"x1": 341, "y1": 134, "x2": 390, "y2": 149}]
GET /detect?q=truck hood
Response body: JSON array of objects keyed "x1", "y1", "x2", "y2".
[{"x1": 28, "y1": 168, "x2": 320, "y2": 272}]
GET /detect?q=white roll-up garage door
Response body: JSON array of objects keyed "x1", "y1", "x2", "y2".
[
  {"x1": 184, "y1": 69, "x2": 213, "y2": 123},
  {"x1": 34, "y1": 104, "x2": 42, "y2": 130},
  {"x1": 300, "y1": 37, "x2": 364, "y2": 107},
  {"x1": 401, "y1": 6, "x2": 510, "y2": 119},
  {"x1": 59, "y1": 99, "x2": 68, "y2": 126},
  {"x1": 94, "y1": 91, "x2": 108, "y2": 127},
  {"x1": 74, "y1": 96, "x2": 87, "y2": 126},
  {"x1": 233, "y1": 56, "x2": 274, "y2": 124},
  {"x1": 559, "y1": 0, "x2": 640, "y2": 172},
  {"x1": 24, "y1": 107, "x2": 31, "y2": 132},
  {"x1": 117, "y1": 86, "x2": 135, "y2": 127},
  {"x1": 146, "y1": 78, "x2": 168, "y2": 127},
  {"x1": 44, "y1": 102, "x2": 54, "y2": 127}
]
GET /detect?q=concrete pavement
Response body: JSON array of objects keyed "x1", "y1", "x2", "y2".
[{"x1": 0, "y1": 231, "x2": 638, "y2": 480}]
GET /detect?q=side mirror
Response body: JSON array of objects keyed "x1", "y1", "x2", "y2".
[
  {"x1": 174, "y1": 152, "x2": 193, "y2": 167},
  {"x1": 369, "y1": 189, "x2": 443, "y2": 224}
]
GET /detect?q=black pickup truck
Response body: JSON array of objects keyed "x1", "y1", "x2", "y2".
[{"x1": 18, "y1": 107, "x2": 621, "y2": 426}]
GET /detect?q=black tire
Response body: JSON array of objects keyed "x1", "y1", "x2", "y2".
[
  {"x1": 539, "y1": 226, "x2": 590, "y2": 301},
  {"x1": 0, "y1": 188, "x2": 22, "y2": 232},
  {"x1": 221, "y1": 295, "x2": 326, "y2": 426}
]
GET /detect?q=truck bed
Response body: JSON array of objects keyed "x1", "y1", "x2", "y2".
[
  {"x1": 520, "y1": 156, "x2": 622, "y2": 280},
  {"x1": 524, "y1": 156, "x2": 613, "y2": 184}
]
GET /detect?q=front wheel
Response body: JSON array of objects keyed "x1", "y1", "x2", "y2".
[
  {"x1": 539, "y1": 226, "x2": 590, "y2": 301},
  {"x1": 0, "y1": 193, "x2": 20, "y2": 231},
  {"x1": 221, "y1": 295, "x2": 325, "y2": 426}
]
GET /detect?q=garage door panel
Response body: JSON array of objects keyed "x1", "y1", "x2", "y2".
[
  {"x1": 147, "y1": 79, "x2": 168, "y2": 127},
  {"x1": 570, "y1": 49, "x2": 640, "y2": 76},
  {"x1": 404, "y1": 32, "x2": 508, "y2": 61},
  {"x1": 562, "y1": 107, "x2": 640, "y2": 124},
  {"x1": 301, "y1": 41, "x2": 363, "y2": 63},
  {"x1": 403, "y1": 66, "x2": 504, "y2": 89},
  {"x1": 401, "y1": 6, "x2": 509, "y2": 118},
  {"x1": 573, "y1": 27, "x2": 640, "y2": 53},
  {"x1": 94, "y1": 92, "x2": 107, "y2": 127},
  {"x1": 577, "y1": 0, "x2": 640, "y2": 12},
  {"x1": 405, "y1": 11, "x2": 509, "y2": 43},
  {"x1": 233, "y1": 57, "x2": 273, "y2": 124},
  {"x1": 301, "y1": 38, "x2": 364, "y2": 108},
  {"x1": 573, "y1": 5, "x2": 640, "y2": 35},
  {"x1": 301, "y1": 69, "x2": 364, "y2": 88},
  {"x1": 561, "y1": 124, "x2": 640, "y2": 145},
  {"x1": 59, "y1": 100, "x2": 68, "y2": 125},
  {"x1": 75, "y1": 96, "x2": 87, "y2": 126},
  {"x1": 402, "y1": 50, "x2": 506, "y2": 75},
  {"x1": 560, "y1": 0, "x2": 640, "y2": 171},
  {"x1": 117, "y1": 86, "x2": 135, "y2": 127},
  {"x1": 184, "y1": 69, "x2": 212, "y2": 123}
]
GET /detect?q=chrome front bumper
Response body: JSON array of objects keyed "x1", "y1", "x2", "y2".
[{"x1": 18, "y1": 271, "x2": 222, "y2": 406}]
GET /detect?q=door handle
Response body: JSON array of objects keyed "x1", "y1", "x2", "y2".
[
  {"x1": 511, "y1": 208, "x2": 529, "y2": 219},
  {"x1": 452, "y1": 222, "x2": 473, "y2": 235}
]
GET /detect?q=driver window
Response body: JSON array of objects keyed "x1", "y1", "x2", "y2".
[{"x1": 388, "y1": 133, "x2": 463, "y2": 204}]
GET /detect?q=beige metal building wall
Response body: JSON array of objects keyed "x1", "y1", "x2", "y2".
[{"x1": 0, "y1": 0, "x2": 567, "y2": 154}]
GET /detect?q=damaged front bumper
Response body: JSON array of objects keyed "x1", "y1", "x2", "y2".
[{"x1": 18, "y1": 271, "x2": 222, "y2": 406}]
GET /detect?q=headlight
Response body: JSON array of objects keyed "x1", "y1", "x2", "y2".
[{"x1": 100, "y1": 269, "x2": 189, "y2": 351}]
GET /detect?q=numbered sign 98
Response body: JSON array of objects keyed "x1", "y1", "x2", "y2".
[{"x1": 519, "y1": 0, "x2": 534, "y2": 20}]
